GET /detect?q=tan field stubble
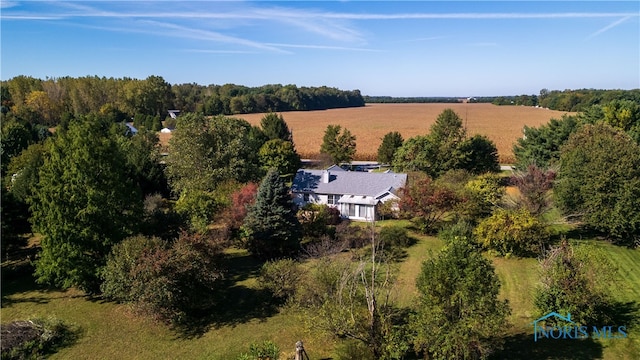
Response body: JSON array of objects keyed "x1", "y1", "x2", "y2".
[{"x1": 163, "y1": 103, "x2": 573, "y2": 164}]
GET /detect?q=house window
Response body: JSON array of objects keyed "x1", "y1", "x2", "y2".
[
  {"x1": 348, "y1": 204, "x2": 356, "y2": 217},
  {"x1": 327, "y1": 194, "x2": 341, "y2": 205}
]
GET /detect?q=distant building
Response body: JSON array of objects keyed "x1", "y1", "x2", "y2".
[
  {"x1": 125, "y1": 123, "x2": 138, "y2": 135},
  {"x1": 168, "y1": 110, "x2": 181, "y2": 119}
]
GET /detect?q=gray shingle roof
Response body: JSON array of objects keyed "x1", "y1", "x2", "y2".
[{"x1": 292, "y1": 169, "x2": 407, "y2": 197}]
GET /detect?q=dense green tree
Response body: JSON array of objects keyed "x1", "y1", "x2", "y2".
[
  {"x1": 377, "y1": 131, "x2": 404, "y2": 164},
  {"x1": 1, "y1": 180, "x2": 31, "y2": 257},
  {"x1": 1, "y1": 118, "x2": 34, "y2": 175},
  {"x1": 393, "y1": 109, "x2": 494, "y2": 177},
  {"x1": 554, "y1": 124, "x2": 640, "y2": 245},
  {"x1": 392, "y1": 135, "x2": 436, "y2": 173},
  {"x1": 411, "y1": 237, "x2": 510, "y2": 359},
  {"x1": 428, "y1": 109, "x2": 467, "y2": 175},
  {"x1": 260, "y1": 113, "x2": 292, "y2": 141},
  {"x1": 242, "y1": 169, "x2": 301, "y2": 259},
  {"x1": 118, "y1": 130, "x2": 169, "y2": 197},
  {"x1": 430, "y1": 108, "x2": 467, "y2": 144},
  {"x1": 458, "y1": 134, "x2": 500, "y2": 174},
  {"x1": 166, "y1": 113, "x2": 262, "y2": 195},
  {"x1": 474, "y1": 208, "x2": 550, "y2": 257},
  {"x1": 5, "y1": 142, "x2": 46, "y2": 203},
  {"x1": 258, "y1": 139, "x2": 301, "y2": 178},
  {"x1": 320, "y1": 124, "x2": 356, "y2": 164},
  {"x1": 512, "y1": 115, "x2": 580, "y2": 169},
  {"x1": 534, "y1": 240, "x2": 616, "y2": 326},
  {"x1": 30, "y1": 116, "x2": 142, "y2": 292},
  {"x1": 462, "y1": 173, "x2": 505, "y2": 221},
  {"x1": 174, "y1": 189, "x2": 218, "y2": 233}
]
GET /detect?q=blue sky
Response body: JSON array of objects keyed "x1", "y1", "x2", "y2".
[{"x1": 1, "y1": 1, "x2": 639, "y2": 96}]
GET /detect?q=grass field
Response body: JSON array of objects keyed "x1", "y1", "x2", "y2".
[
  {"x1": 158, "y1": 103, "x2": 573, "y2": 163},
  {"x1": 3, "y1": 223, "x2": 638, "y2": 359}
]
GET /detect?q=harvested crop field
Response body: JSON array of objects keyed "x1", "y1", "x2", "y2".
[{"x1": 162, "y1": 103, "x2": 574, "y2": 163}]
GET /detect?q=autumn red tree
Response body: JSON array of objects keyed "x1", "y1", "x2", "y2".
[
  {"x1": 399, "y1": 176, "x2": 466, "y2": 233},
  {"x1": 229, "y1": 182, "x2": 259, "y2": 230}
]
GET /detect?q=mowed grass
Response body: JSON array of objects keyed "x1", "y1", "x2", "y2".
[
  {"x1": 235, "y1": 103, "x2": 573, "y2": 163},
  {"x1": 2, "y1": 225, "x2": 638, "y2": 359},
  {"x1": 1, "y1": 254, "x2": 336, "y2": 360}
]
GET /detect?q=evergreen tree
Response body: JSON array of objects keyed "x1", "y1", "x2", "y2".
[
  {"x1": 30, "y1": 115, "x2": 142, "y2": 292},
  {"x1": 242, "y1": 169, "x2": 301, "y2": 259},
  {"x1": 260, "y1": 112, "x2": 292, "y2": 142},
  {"x1": 377, "y1": 131, "x2": 404, "y2": 164}
]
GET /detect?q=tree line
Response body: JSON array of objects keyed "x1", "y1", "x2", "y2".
[
  {"x1": 365, "y1": 89, "x2": 640, "y2": 113},
  {"x1": 493, "y1": 88, "x2": 640, "y2": 111},
  {"x1": 0, "y1": 75, "x2": 365, "y2": 127}
]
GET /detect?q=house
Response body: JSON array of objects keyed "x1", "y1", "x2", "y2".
[
  {"x1": 291, "y1": 166, "x2": 407, "y2": 221},
  {"x1": 167, "y1": 110, "x2": 181, "y2": 119},
  {"x1": 125, "y1": 122, "x2": 138, "y2": 135}
]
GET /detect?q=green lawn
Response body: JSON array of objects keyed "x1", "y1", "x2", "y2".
[{"x1": 2, "y1": 223, "x2": 639, "y2": 359}]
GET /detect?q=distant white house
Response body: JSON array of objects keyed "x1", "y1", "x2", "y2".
[
  {"x1": 125, "y1": 123, "x2": 138, "y2": 135},
  {"x1": 167, "y1": 110, "x2": 181, "y2": 119},
  {"x1": 291, "y1": 166, "x2": 407, "y2": 221}
]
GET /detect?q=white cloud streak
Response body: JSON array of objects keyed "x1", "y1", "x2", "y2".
[
  {"x1": 266, "y1": 43, "x2": 381, "y2": 52},
  {"x1": 585, "y1": 16, "x2": 633, "y2": 40}
]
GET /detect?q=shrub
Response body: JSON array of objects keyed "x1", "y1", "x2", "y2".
[
  {"x1": 100, "y1": 235, "x2": 165, "y2": 302},
  {"x1": 474, "y1": 208, "x2": 551, "y2": 257},
  {"x1": 378, "y1": 225, "x2": 412, "y2": 249},
  {"x1": 335, "y1": 221, "x2": 369, "y2": 249},
  {"x1": 228, "y1": 182, "x2": 259, "y2": 231},
  {"x1": 462, "y1": 173, "x2": 505, "y2": 221},
  {"x1": 438, "y1": 220, "x2": 475, "y2": 243},
  {"x1": 102, "y1": 232, "x2": 224, "y2": 325},
  {"x1": 260, "y1": 258, "x2": 305, "y2": 301},
  {"x1": 130, "y1": 232, "x2": 224, "y2": 324},
  {"x1": 534, "y1": 240, "x2": 617, "y2": 326},
  {"x1": 508, "y1": 164, "x2": 556, "y2": 217},
  {"x1": 236, "y1": 340, "x2": 280, "y2": 360},
  {"x1": 298, "y1": 204, "x2": 340, "y2": 238},
  {"x1": 174, "y1": 189, "x2": 218, "y2": 233},
  {"x1": 0, "y1": 317, "x2": 79, "y2": 360}
]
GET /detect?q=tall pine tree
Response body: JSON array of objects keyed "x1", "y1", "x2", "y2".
[{"x1": 242, "y1": 169, "x2": 301, "y2": 259}]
